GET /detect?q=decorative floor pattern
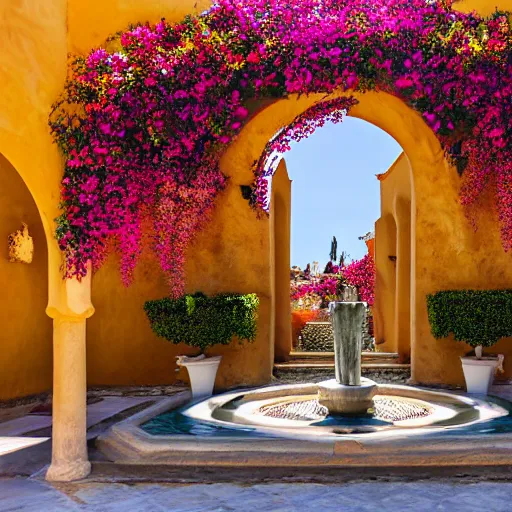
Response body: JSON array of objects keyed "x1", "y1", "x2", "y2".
[{"x1": 1, "y1": 479, "x2": 511, "y2": 511}]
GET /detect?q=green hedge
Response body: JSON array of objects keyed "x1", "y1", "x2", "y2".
[
  {"x1": 144, "y1": 292, "x2": 259, "y2": 352},
  {"x1": 426, "y1": 290, "x2": 512, "y2": 348}
]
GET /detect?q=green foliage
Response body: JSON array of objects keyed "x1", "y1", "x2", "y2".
[
  {"x1": 144, "y1": 292, "x2": 259, "y2": 352},
  {"x1": 426, "y1": 290, "x2": 512, "y2": 348}
]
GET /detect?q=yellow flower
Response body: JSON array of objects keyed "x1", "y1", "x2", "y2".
[
  {"x1": 175, "y1": 39, "x2": 196, "y2": 55},
  {"x1": 468, "y1": 38, "x2": 482, "y2": 53},
  {"x1": 226, "y1": 60, "x2": 245, "y2": 70}
]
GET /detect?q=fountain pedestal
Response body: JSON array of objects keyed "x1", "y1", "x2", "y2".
[
  {"x1": 318, "y1": 301, "x2": 377, "y2": 415},
  {"x1": 318, "y1": 378, "x2": 377, "y2": 415}
]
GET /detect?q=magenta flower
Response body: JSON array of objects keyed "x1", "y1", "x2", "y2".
[{"x1": 48, "y1": 0, "x2": 512, "y2": 296}]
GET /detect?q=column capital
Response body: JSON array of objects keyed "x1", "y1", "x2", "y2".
[{"x1": 46, "y1": 267, "x2": 95, "y2": 320}]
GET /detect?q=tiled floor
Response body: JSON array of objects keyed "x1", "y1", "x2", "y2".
[{"x1": 1, "y1": 479, "x2": 512, "y2": 511}]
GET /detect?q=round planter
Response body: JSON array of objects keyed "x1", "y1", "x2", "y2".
[
  {"x1": 460, "y1": 356, "x2": 499, "y2": 395},
  {"x1": 177, "y1": 355, "x2": 222, "y2": 398}
]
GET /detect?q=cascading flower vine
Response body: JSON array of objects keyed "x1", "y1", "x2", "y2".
[
  {"x1": 50, "y1": 0, "x2": 512, "y2": 295},
  {"x1": 252, "y1": 97, "x2": 358, "y2": 210}
]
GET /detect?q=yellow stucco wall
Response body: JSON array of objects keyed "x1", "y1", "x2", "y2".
[
  {"x1": 454, "y1": 0, "x2": 512, "y2": 15},
  {"x1": 379, "y1": 154, "x2": 412, "y2": 214},
  {"x1": 1, "y1": 0, "x2": 511, "y2": 399},
  {"x1": 0, "y1": 154, "x2": 52, "y2": 400},
  {"x1": 0, "y1": 1, "x2": 69, "y2": 400},
  {"x1": 413, "y1": 169, "x2": 512, "y2": 385},
  {"x1": 87, "y1": 173, "x2": 274, "y2": 390},
  {"x1": 67, "y1": 0, "x2": 212, "y2": 55}
]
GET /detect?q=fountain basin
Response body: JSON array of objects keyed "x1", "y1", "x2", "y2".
[{"x1": 97, "y1": 383, "x2": 512, "y2": 468}]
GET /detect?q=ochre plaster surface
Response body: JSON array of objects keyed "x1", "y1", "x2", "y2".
[
  {"x1": 88, "y1": 172, "x2": 274, "y2": 391},
  {"x1": 454, "y1": 0, "x2": 512, "y2": 16},
  {"x1": 67, "y1": 0, "x2": 212, "y2": 55}
]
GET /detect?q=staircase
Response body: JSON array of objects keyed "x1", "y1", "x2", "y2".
[{"x1": 273, "y1": 351, "x2": 411, "y2": 384}]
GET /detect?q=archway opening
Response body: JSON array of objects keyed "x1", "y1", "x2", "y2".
[
  {"x1": 0, "y1": 152, "x2": 52, "y2": 401},
  {"x1": 215, "y1": 89, "x2": 433, "y2": 386},
  {"x1": 263, "y1": 112, "x2": 411, "y2": 365}
]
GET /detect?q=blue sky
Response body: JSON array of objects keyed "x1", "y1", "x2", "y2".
[{"x1": 284, "y1": 117, "x2": 402, "y2": 269}]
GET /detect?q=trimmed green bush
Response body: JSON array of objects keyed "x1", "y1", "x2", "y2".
[
  {"x1": 144, "y1": 292, "x2": 259, "y2": 353},
  {"x1": 426, "y1": 290, "x2": 512, "y2": 348}
]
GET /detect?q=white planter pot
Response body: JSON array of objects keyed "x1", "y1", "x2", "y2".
[
  {"x1": 176, "y1": 355, "x2": 222, "y2": 398},
  {"x1": 460, "y1": 356, "x2": 499, "y2": 395}
]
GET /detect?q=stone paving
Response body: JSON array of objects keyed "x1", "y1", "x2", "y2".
[
  {"x1": 1, "y1": 479, "x2": 512, "y2": 511},
  {"x1": 0, "y1": 397, "x2": 155, "y2": 438}
]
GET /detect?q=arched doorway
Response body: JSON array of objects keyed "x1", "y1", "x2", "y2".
[
  {"x1": 0, "y1": 152, "x2": 52, "y2": 400},
  {"x1": 217, "y1": 90, "x2": 445, "y2": 386},
  {"x1": 374, "y1": 212, "x2": 398, "y2": 350},
  {"x1": 269, "y1": 116, "x2": 410, "y2": 365}
]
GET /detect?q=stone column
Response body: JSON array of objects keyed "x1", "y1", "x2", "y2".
[
  {"x1": 319, "y1": 301, "x2": 375, "y2": 415},
  {"x1": 331, "y1": 302, "x2": 366, "y2": 385},
  {"x1": 46, "y1": 271, "x2": 94, "y2": 482}
]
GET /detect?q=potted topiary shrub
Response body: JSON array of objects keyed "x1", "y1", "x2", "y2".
[
  {"x1": 144, "y1": 292, "x2": 259, "y2": 398},
  {"x1": 427, "y1": 290, "x2": 511, "y2": 394}
]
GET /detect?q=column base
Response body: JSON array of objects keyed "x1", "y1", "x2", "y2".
[{"x1": 46, "y1": 460, "x2": 91, "y2": 482}]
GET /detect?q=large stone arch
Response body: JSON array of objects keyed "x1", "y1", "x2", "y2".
[{"x1": 212, "y1": 89, "x2": 512, "y2": 387}]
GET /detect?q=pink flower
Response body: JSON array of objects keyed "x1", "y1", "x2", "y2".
[
  {"x1": 395, "y1": 77, "x2": 414, "y2": 88},
  {"x1": 99, "y1": 123, "x2": 112, "y2": 134},
  {"x1": 247, "y1": 52, "x2": 260, "y2": 64},
  {"x1": 49, "y1": 0, "x2": 512, "y2": 294},
  {"x1": 234, "y1": 106, "x2": 249, "y2": 119}
]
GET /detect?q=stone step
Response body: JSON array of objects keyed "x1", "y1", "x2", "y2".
[
  {"x1": 290, "y1": 351, "x2": 399, "y2": 360},
  {"x1": 274, "y1": 362, "x2": 410, "y2": 370},
  {"x1": 273, "y1": 362, "x2": 411, "y2": 386},
  {"x1": 288, "y1": 351, "x2": 401, "y2": 366}
]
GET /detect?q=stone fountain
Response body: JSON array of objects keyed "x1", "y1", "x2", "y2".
[
  {"x1": 97, "y1": 293, "x2": 511, "y2": 467},
  {"x1": 318, "y1": 301, "x2": 377, "y2": 415}
]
